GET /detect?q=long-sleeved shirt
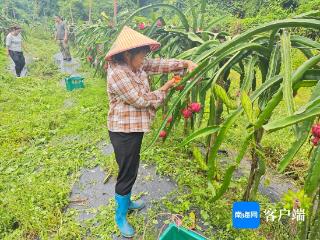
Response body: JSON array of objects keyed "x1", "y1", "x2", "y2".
[
  {"x1": 6, "y1": 33, "x2": 22, "y2": 52},
  {"x1": 107, "y1": 58, "x2": 187, "y2": 132}
]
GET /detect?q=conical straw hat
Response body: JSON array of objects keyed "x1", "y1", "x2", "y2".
[{"x1": 105, "y1": 26, "x2": 160, "y2": 61}]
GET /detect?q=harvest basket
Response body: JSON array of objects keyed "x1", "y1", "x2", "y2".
[
  {"x1": 65, "y1": 76, "x2": 85, "y2": 91},
  {"x1": 159, "y1": 223, "x2": 207, "y2": 240}
]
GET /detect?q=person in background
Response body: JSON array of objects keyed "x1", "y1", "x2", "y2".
[
  {"x1": 54, "y1": 16, "x2": 72, "y2": 61},
  {"x1": 6, "y1": 25, "x2": 26, "y2": 78},
  {"x1": 105, "y1": 26, "x2": 197, "y2": 238}
]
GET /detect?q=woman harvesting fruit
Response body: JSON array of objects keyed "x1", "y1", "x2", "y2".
[{"x1": 105, "y1": 26, "x2": 197, "y2": 237}]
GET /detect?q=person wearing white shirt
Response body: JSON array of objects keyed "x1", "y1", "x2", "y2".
[{"x1": 6, "y1": 25, "x2": 26, "y2": 77}]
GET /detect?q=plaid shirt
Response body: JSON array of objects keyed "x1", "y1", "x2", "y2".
[{"x1": 107, "y1": 58, "x2": 186, "y2": 133}]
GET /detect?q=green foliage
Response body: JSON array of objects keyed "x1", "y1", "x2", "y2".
[
  {"x1": 0, "y1": 0, "x2": 138, "y2": 24},
  {"x1": 213, "y1": 84, "x2": 238, "y2": 109},
  {"x1": 58, "y1": 0, "x2": 138, "y2": 24},
  {"x1": 1, "y1": 0, "x2": 58, "y2": 21},
  {"x1": 192, "y1": 146, "x2": 208, "y2": 171},
  {"x1": 241, "y1": 91, "x2": 255, "y2": 124},
  {"x1": 0, "y1": 15, "x2": 17, "y2": 45},
  {"x1": 282, "y1": 189, "x2": 312, "y2": 210},
  {"x1": 226, "y1": 0, "x2": 320, "y2": 31},
  {"x1": 0, "y1": 29, "x2": 110, "y2": 238},
  {"x1": 146, "y1": 17, "x2": 320, "y2": 219},
  {"x1": 281, "y1": 30, "x2": 295, "y2": 119},
  {"x1": 0, "y1": 29, "x2": 276, "y2": 239},
  {"x1": 304, "y1": 146, "x2": 320, "y2": 197},
  {"x1": 1, "y1": 1, "x2": 320, "y2": 239},
  {"x1": 177, "y1": 126, "x2": 220, "y2": 147}
]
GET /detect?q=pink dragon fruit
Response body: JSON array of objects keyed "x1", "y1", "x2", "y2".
[
  {"x1": 311, "y1": 137, "x2": 319, "y2": 146},
  {"x1": 156, "y1": 19, "x2": 162, "y2": 28},
  {"x1": 189, "y1": 102, "x2": 202, "y2": 113},
  {"x1": 159, "y1": 130, "x2": 167, "y2": 138},
  {"x1": 311, "y1": 124, "x2": 320, "y2": 138},
  {"x1": 182, "y1": 108, "x2": 193, "y2": 119},
  {"x1": 138, "y1": 22, "x2": 145, "y2": 30}
]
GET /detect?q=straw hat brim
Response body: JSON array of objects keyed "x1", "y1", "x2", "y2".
[{"x1": 105, "y1": 26, "x2": 161, "y2": 61}]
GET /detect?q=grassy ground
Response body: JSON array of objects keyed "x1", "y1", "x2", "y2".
[
  {"x1": 0, "y1": 26, "x2": 308, "y2": 240},
  {"x1": 0, "y1": 27, "x2": 110, "y2": 239}
]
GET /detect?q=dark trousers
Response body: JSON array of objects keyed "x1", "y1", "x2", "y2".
[
  {"x1": 9, "y1": 50, "x2": 25, "y2": 77},
  {"x1": 57, "y1": 40, "x2": 71, "y2": 59},
  {"x1": 109, "y1": 131, "x2": 144, "y2": 196}
]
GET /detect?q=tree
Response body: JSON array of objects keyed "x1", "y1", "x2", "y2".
[
  {"x1": 88, "y1": 0, "x2": 93, "y2": 23},
  {"x1": 114, "y1": 0, "x2": 117, "y2": 25}
]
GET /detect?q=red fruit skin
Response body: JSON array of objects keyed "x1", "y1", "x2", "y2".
[
  {"x1": 138, "y1": 23, "x2": 145, "y2": 30},
  {"x1": 173, "y1": 75, "x2": 181, "y2": 83},
  {"x1": 87, "y1": 56, "x2": 93, "y2": 62},
  {"x1": 189, "y1": 102, "x2": 201, "y2": 113},
  {"x1": 311, "y1": 137, "x2": 319, "y2": 146},
  {"x1": 317, "y1": 128, "x2": 320, "y2": 138},
  {"x1": 159, "y1": 130, "x2": 167, "y2": 138},
  {"x1": 182, "y1": 108, "x2": 192, "y2": 119},
  {"x1": 156, "y1": 20, "x2": 162, "y2": 27},
  {"x1": 311, "y1": 124, "x2": 320, "y2": 138},
  {"x1": 175, "y1": 85, "x2": 184, "y2": 91},
  {"x1": 167, "y1": 116, "x2": 173, "y2": 124}
]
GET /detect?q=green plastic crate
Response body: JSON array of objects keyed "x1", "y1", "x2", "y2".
[
  {"x1": 160, "y1": 224, "x2": 207, "y2": 240},
  {"x1": 65, "y1": 76, "x2": 85, "y2": 91}
]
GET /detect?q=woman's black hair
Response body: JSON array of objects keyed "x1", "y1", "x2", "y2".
[
  {"x1": 55, "y1": 15, "x2": 63, "y2": 20},
  {"x1": 112, "y1": 45, "x2": 150, "y2": 64},
  {"x1": 11, "y1": 25, "x2": 21, "y2": 31}
]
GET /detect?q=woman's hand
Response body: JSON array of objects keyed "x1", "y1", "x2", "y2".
[
  {"x1": 184, "y1": 60, "x2": 198, "y2": 72},
  {"x1": 160, "y1": 78, "x2": 176, "y2": 92}
]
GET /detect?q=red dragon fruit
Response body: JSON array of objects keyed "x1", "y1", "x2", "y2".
[
  {"x1": 159, "y1": 130, "x2": 167, "y2": 138},
  {"x1": 138, "y1": 22, "x2": 145, "y2": 30},
  {"x1": 182, "y1": 108, "x2": 193, "y2": 119},
  {"x1": 311, "y1": 124, "x2": 320, "y2": 138},
  {"x1": 189, "y1": 102, "x2": 202, "y2": 113},
  {"x1": 163, "y1": 115, "x2": 173, "y2": 124},
  {"x1": 156, "y1": 19, "x2": 162, "y2": 28},
  {"x1": 311, "y1": 137, "x2": 319, "y2": 146}
]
